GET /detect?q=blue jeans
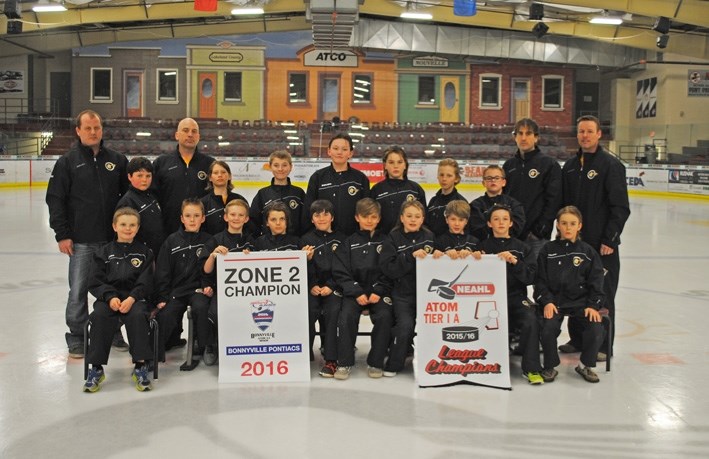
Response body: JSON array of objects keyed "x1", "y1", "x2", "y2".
[{"x1": 65, "y1": 242, "x2": 103, "y2": 348}]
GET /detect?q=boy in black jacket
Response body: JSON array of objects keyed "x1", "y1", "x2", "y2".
[
  {"x1": 115, "y1": 157, "x2": 165, "y2": 257},
  {"x1": 332, "y1": 198, "x2": 393, "y2": 379},
  {"x1": 469, "y1": 165, "x2": 526, "y2": 241},
  {"x1": 479, "y1": 204, "x2": 542, "y2": 385},
  {"x1": 84, "y1": 208, "x2": 154, "y2": 392},
  {"x1": 154, "y1": 199, "x2": 212, "y2": 361},
  {"x1": 300, "y1": 200, "x2": 345, "y2": 374},
  {"x1": 434, "y1": 200, "x2": 481, "y2": 259},
  {"x1": 254, "y1": 201, "x2": 301, "y2": 251}
]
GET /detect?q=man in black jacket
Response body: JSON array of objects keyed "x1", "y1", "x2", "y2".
[
  {"x1": 46, "y1": 110, "x2": 129, "y2": 358},
  {"x1": 561, "y1": 115, "x2": 630, "y2": 356}
]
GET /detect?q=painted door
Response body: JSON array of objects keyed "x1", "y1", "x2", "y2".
[
  {"x1": 124, "y1": 71, "x2": 143, "y2": 118},
  {"x1": 50, "y1": 72, "x2": 71, "y2": 117},
  {"x1": 319, "y1": 75, "x2": 340, "y2": 121},
  {"x1": 199, "y1": 72, "x2": 217, "y2": 119},
  {"x1": 511, "y1": 78, "x2": 530, "y2": 122},
  {"x1": 440, "y1": 77, "x2": 459, "y2": 123}
]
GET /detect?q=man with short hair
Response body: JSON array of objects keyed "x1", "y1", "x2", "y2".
[
  {"x1": 152, "y1": 118, "x2": 215, "y2": 234},
  {"x1": 46, "y1": 110, "x2": 129, "y2": 358},
  {"x1": 561, "y1": 115, "x2": 630, "y2": 357}
]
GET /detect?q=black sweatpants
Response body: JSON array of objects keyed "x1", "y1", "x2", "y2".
[
  {"x1": 87, "y1": 299, "x2": 152, "y2": 366},
  {"x1": 337, "y1": 296, "x2": 393, "y2": 368}
]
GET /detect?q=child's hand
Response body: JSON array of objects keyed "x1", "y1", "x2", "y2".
[
  {"x1": 498, "y1": 251, "x2": 518, "y2": 265},
  {"x1": 471, "y1": 250, "x2": 483, "y2": 260},
  {"x1": 302, "y1": 245, "x2": 315, "y2": 260},
  {"x1": 458, "y1": 249, "x2": 472, "y2": 259},
  {"x1": 157, "y1": 301, "x2": 167, "y2": 310},
  {"x1": 310, "y1": 285, "x2": 322, "y2": 296},
  {"x1": 412, "y1": 249, "x2": 428, "y2": 259},
  {"x1": 445, "y1": 249, "x2": 459, "y2": 259},
  {"x1": 320, "y1": 286, "x2": 333, "y2": 296},
  {"x1": 433, "y1": 249, "x2": 445, "y2": 259},
  {"x1": 109, "y1": 297, "x2": 121, "y2": 311},
  {"x1": 212, "y1": 245, "x2": 228, "y2": 258},
  {"x1": 202, "y1": 286, "x2": 214, "y2": 298},
  {"x1": 368, "y1": 293, "x2": 381, "y2": 304},
  {"x1": 243, "y1": 249, "x2": 251, "y2": 255},
  {"x1": 356, "y1": 294, "x2": 369, "y2": 306},
  {"x1": 543, "y1": 303, "x2": 558, "y2": 319},
  {"x1": 118, "y1": 297, "x2": 135, "y2": 314},
  {"x1": 585, "y1": 307, "x2": 601, "y2": 322}
]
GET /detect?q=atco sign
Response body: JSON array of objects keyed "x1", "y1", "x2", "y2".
[{"x1": 303, "y1": 50, "x2": 358, "y2": 67}]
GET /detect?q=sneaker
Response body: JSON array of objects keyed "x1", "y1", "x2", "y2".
[
  {"x1": 334, "y1": 366, "x2": 351, "y2": 380},
  {"x1": 83, "y1": 367, "x2": 105, "y2": 393},
  {"x1": 112, "y1": 333, "x2": 129, "y2": 352},
  {"x1": 523, "y1": 372, "x2": 544, "y2": 385},
  {"x1": 382, "y1": 370, "x2": 397, "y2": 377},
  {"x1": 203, "y1": 345, "x2": 218, "y2": 366},
  {"x1": 319, "y1": 361, "x2": 337, "y2": 378},
  {"x1": 575, "y1": 365, "x2": 599, "y2": 383},
  {"x1": 165, "y1": 338, "x2": 187, "y2": 351},
  {"x1": 132, "y1": 367, "x2": 153, "y2": 391},
  {"x1": 597, "y1": 352, "x2": 607, "y2": 362},
  {"x1": 558, "y1": 341, "x2": 579, "y2": 353},
  {"x1": 541, "y1": 368, "x2": 558, "y2": 383},
  {"x1": 68, "y1": 345, "x2": 84, "y2": 359},
  {"x1": 367, "y1": 366, "x2": 383, "y2": 379}
]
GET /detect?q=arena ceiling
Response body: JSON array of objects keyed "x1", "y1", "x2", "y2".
[{"x1": 1, "y1": 0, "x2": 708, "y2": 61}]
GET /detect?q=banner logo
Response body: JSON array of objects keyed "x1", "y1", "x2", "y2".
[{"x1": 251, "y1": 299, "x2": 275, "y2": 331}]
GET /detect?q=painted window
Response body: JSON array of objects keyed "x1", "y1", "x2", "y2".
[
  {"x1": 353, "y1": 74, "x2": 372, "y2": 104},
  {"x1": 157, "y1": 69, "x2": 178, "y2": 103},
  {"x1": 480, "y1": 74, "x2": 501, "y2": 109},
  {"x1": 224, "y1": 72, "x2": 242, "y2": 102},
  {"x1": 289, "y1": 73, "x2": 307, "y2": 103},
  {"x1": 418, "y1": 76, "x2": 435, "y2": 104},
  {"x1": 542, "y1": 75, "x2": 564, "y2": 109},
  {"x1": 91, "y1": 68, "x2": 112, "y2": 103}
]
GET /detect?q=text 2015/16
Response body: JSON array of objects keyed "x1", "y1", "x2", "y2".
[{"x1": 241, "y1": 360, "x2": 289, "y2": 376}]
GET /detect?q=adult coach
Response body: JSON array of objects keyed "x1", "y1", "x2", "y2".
[
  {"x1": 561, "y1": 115, "x2": 630, "y2": 356},
  {"x1": 46, "y1": 110, "x2": 129, "y2": 358},
  {"x1": 503, "y1": 118, "x2": 561, "y2": 261},
  {"x1": 152, "y1": 118, "x2": 215, "y2": 234}
]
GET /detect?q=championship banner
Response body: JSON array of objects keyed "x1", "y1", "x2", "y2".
[
  {"x1": 216, "y1": 251, "x2": 310, "y2": 383},
  {"x1": 416, "y1": 256, "x2": 510, "y2": 389}
]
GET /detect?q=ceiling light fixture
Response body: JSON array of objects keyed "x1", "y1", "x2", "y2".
[
  {"x1": 589, "y1": 11, "x2": 623, "y2": 25},
  {"x1": 32, "y1": 2, "x2": 67, "y2": 12},
  {"x1": 231, "y1": 8, "x2": 264, "y2": 15},
  {"x1": 400, "y1": 12, "x2": 432, "y2": 20}
]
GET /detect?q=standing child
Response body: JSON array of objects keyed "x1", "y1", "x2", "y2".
[
  {"x1": 370, "y1": 146, "x2": 426, "y2": 234},
  {"x1": 433, "y1": 200, "x2": 481, "y2": 260},
  {"x1": 154, "y1": 199, "x2": 212, "y2": 361},
  {"x1": 115, "y1": 156, "x2": 165, "y2": 258},
  {"x1": 380, "y1": 200, "x2": 435, "y2": 376},
  {"x1": 202, "y1": 198, "x2": 255, "y2": 366},
  {"x1": 426, "y1": 158, "x2": 467, "y2": 237},
  {"x1": 469, "y1": 165, "x2": 526, "y2": 241},
  {"x1": 200, "y1": 160, "x2": 250, "y2": 236},
  {"x1": 304, "y1": 134, "x2": 370, "y2": 236},
  {"x1": 300, "y1": 200, "x2": 345, "y2": 369},
  {"x1": 535, "y1": 205, "x2": 605, "y2": 383},
  {"x1": 84, "y1": 208, "x2": 155, "y2": 392},
  {"x1": 254, "y1": 201, "x2": 301, "y2": 251},
  {"x1": 250, "y1": 150, "x2": 305, "y2": 237},
  {"x1": 332, "y1": 198, "x2": 394, "y2": 379},
  {"x1": 479, "y1": 204, "x2": 543, "y2": 385}
]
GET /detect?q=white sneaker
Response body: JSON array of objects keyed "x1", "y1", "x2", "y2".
[
  {"x1": 367, "y1": 366, "x2": 383, "y2": 379},
  {"x1": 382, "y1": 370, "x2": 397, "y2": 377},
  {"x1": 334, "y1": 366, "x2": 351, "y2": 380}
]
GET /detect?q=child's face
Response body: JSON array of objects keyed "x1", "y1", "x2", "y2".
[
  {"x1": 557, "y1": 213, "x2": 582, "y2": 242},
  {"x1": 384, "y1": 152, "x2": 406, "y2": 180},
  {"x1": 482, "y1": 170, "x2": 506, "y2": 195},
  {"x1": 181, "y1": 204, "x2": 205, "y2": 232},
  {"x1": 209, "y1": 164, "x2": 231, "y2": 188},
  {"x1": 328, "y1": 138, "x2": 352, "y2": 167},
  {"x1": 400, "y1": 205, "x2": 424, "y2": 233},
  {"x1": 266, "y1": 210, "x2": 287, "y2": 235},
  {"x1": 487, "y1": 209, "x2": 513, "y2": 238},
  {"x1": 113, "y1": 214, "x2": 139, "y2": 243},
  {"x1": 311, "y1": 211, "x2": 334, "y2": 232},
  {"x1": 437, "y1": 165, "x2": 457, "y2": 193},
  {"x1": 446, "y1": 214, "x2": 468, "y2": 235},
  {"x1": 355, "y1": 212, "x2": 381, "y2": 233},
  {"x1": 224, "y1": 205, "x2": 249, "y2": 232},
  {"x1": 270, "y1": 158, "x2": 292, "y2": 182},
  {"x1": 128, "y1": 169, "x2": 152, "y2": 191}
]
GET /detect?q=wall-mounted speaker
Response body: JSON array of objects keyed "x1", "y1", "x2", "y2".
[
  {"x1": 656, "y1": 35, "x2": 669, "y2": 49},
  {"x1": 652, "y1": 17, "x2": 671, "y2": 35},
  {"x1": 532, "y1": 22, "x2": 549, "y2": 38},
  {"x1": 529, "y1": 4, "x2": 544, "y2": 21}
]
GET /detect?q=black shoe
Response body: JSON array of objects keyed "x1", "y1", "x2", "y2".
[
  {"x1": 112, "y1": 333, "x2": 129, "y2": 352},
  {"x1": 165, "y1": 338, "x2": 187, "y2": 351},
  {"x1": 558, "y1": 341, "x2": 579, "y2": 353},
  {"x1": 203, "y1": 345, "x2": 218, "y2": 366}
]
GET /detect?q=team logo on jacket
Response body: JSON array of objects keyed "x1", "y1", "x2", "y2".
[
  {"x1": 331, "y1": 243, "x2": 339, "y2": 252},
  {"x1": 196, "y1": 247, "x2": 206, "y2": 258},
  {"x1": 348, "y1": 185, "x2": 358, "y2": 196},
  {"x1": 573, "y1": 256, "x2": 583, "y2": 267},
  {"x1": 587, "y1": 170, "x2": 598, "y2": 180},
  {"x1": 289, "y1": 199, "x2": 298, "y2": 209},
  {"x1": 105, "y1": 162, "x2": 116, "y2": 171},
  {"x1": 406, "y1": 194, "x2": 416, "y2": 202},
  {"x1": 376, "y1": 244, "x2": 383, "y2": 254},
  {"x1": 528, "y1": 169, "x2": 539, "y2": 178},
  {"x1": 130, "y1": 258, "x2": 143, "y2": 268},
  {"x1": 383, "y1": 296, "x2": 392, "y2": 305},
  {"x1": 424, "y1": 244, "x2": 434, "y2": 254},
  {"x1": 251, "y1": 299, "x2": 276, "y2": 331},
  {"x1": 198, "y1": 171, "x2": 208, "y2": 180}
]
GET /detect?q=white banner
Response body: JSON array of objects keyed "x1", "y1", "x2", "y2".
[
  {"x1": 216, "y1": 251, "x2": 310, "y2": 383},
  {"x1": 416, "y1": 256, "x2": 511, "y2": 389}
]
